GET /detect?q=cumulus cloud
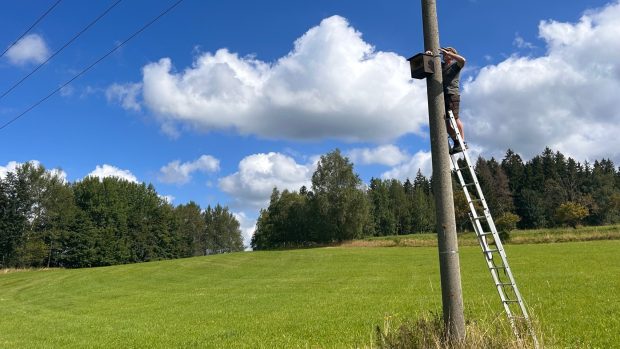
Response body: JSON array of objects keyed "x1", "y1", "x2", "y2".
[
  {"x1": 158, "y1": 155, "x2": 220, "y2": 184},
  {"x1": 106, "y1": 83, "x2": 143, "y2": 111},
  {"x1": 233, "y1": 211, "x2": 257, "y2": 249},
  {"x1": 87, "y1": 164, "x2": 138, "y2": 183},
  {"x1": 381, "y1": 151, "x2": 432, "y2": 181},
  {"x1": 0, "y1": 160, "x2": 24, "y2": 178},
  {"x1": 463, "y1": 1, "x2": 620, "y2": 162},
  {"x1": 219, "y1": 152, "x2": 315, "y2": 209},
  {"x1": 0, "y1": 160, "x2": 67, "y2": 183},
  {"x1": 123, "y1": 15, "x2": 427, "y2": 142},
  {"x1": 5, "y1": 34, "x2": 50, "y2": 65},
  {"x1": 347, "y1": 144, "x2": 409, "y2": 166}
]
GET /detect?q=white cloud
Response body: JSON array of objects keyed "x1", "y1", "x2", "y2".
[
  {"x1": 347, "y1": 144, "x2": 409, "y2": 166},
  {"x1": 60, "y1": 85, "x2": 74, "y2": 97},
  {"x1": 106, "y1": 83, "x2": 143, "y2": 111},
  {"x1": 158, "y1": 155, "x2": 220, "y2": 184},
  {"x1": 49, "y1": 168, "x2": 68, "y2": 183},
  {"x1": 159, "y1": 194, "x2": 175, "y2": 204},
  {"x1": 381, "y1": 150, "x2": 432, "y2": 181},
  {"x1": 232, "y1": 211, "x2": 257, "y2": 249},
  {"x1": 128, "y1": 15, "x2": 427, "y2": 142},
  {"x1": 87, "y1": 164, "x2": 138, "y2": 183},
  {"x1": 0, "y1": 160, "x2": 67, "y2": 183},
  {"x1": 219, "y1": 152, "x2": 315, "y2": 209},
  {"x1": 5, "y1": 34, "x2": 50, "y2": 65},
  {"x1": 0, "y1": 161, "x2": 22, "y2": 178},
  {"x1": 513, "y1": 33, "x2": 536, "y2": 49},
  {"x1": 463, "y1": 1, "x2": 620, "y2": 162}
]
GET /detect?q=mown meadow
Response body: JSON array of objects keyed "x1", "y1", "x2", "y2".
[{"x1": 1, "y1": 240, "x2": 619, "y2": 348}]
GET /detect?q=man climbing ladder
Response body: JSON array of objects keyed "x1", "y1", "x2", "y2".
[
  {"x1": 440, "y1": 47, "x2": 467, "y2": 154},
  {"x1": 427, "y1": 46, "x2": 467, "y2": 154}
]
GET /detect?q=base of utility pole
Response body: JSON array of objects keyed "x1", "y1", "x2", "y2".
[{"x1": 420, "y1": 0, "x2": 466, "y2": 342}]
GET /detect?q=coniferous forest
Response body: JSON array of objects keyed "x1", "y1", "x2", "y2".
[
  {"x1": 0, "y1": 162, "x2": 243, "y2": 269},
  {"x1": 251, "y1": 147, "x2": 620, "y2": 249},
  {"x1": 2, "y1": 146, "x2": 619, "y2": 266}
]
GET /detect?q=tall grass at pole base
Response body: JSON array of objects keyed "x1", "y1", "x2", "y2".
[{"x1": 372, "y1": 312, "x2": 544, "y2": 349}]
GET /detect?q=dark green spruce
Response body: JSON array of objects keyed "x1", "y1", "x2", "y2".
[{"x1": 3, "y1": 146, "x2": 620, "y2": 262}]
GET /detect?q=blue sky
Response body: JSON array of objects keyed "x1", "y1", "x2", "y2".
[{"x1": 2, "y1": 0, "x2": 619, "y2": 245}]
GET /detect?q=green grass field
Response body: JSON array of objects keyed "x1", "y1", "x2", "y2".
[
  {"x1": 1, "y1": 241, "x2": 619, "y2": 348},
  {"x1": 346, "y1": 224, "x2": 620, "y2": 248}
]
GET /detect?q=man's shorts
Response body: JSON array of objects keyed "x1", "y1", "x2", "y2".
[{"x1": 444, "y1": 94, "x2": 460, "y2": 119}]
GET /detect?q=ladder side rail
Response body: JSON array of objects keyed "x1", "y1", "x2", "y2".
[
  {"x1": 448, "y1": 119, "x2": 523, "y2": 292},
  {"x1": 475, "y1": 208, "x2": 528, "y2": 311},
  {"x1": 447, "y1": 110, "x2": 539, "y2": 347},
  {"x1": 459, "y1": 165, "x2": 527, "y2": 338},
  {"x1": 447, "y1": 111, "x2": 507, "y2": 255},
  {"x1": 453, "y1": 173, "x2": 522, "y2": 337},
  {"x1": 451, "y1": 157, "x2": 516, "y2": 318},
  {"x1": 469, "y1": 214, "x2": 519, "y2": 328},
  {"x1": 447, "y1": 110, "x2": 497, "y2": 252},
  {"x1": 461, "y1": 151, "x2": 532, "y2": 317},
  {"x1": 494, "y1": 244, "x2": 534, "y2": 323},
  {"x1": 449, "y1": 156, "x2": 493, "y2": 253},
  {"x1": 501, "y1": 259, "x2": 539, "y2": 348},
  {"x1": 482, "y1": 249, "x2": 515, "y2": 313},
  {"x1": 475, "y1": 202, "x2": 531, "y2": 315},
  {"x1": 447, "y1": 110, "x2": 467, "y2": 150},
  {"x1": 457, "y1": 152, "x2": 515, "y2": 268},
  {"x1": 446, "y1": 116, "x2": 513, "y2": 267},
  {"x1": 450, "y1": 149, "x2": 498, "y2": 257},
  {"x1": 491, "y1": 269, "x2": 515, "y2": 319}
]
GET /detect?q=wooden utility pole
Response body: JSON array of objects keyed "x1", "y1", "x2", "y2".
[{"x1": 420, "y1": 0, "x2": 466, "y2": 341}]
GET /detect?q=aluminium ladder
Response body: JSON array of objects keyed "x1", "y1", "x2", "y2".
[{"x1": 446, "y1": 110, "x2": 539, "y2": 348}]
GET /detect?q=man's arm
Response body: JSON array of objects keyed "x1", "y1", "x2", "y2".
[{"x1": 440, "y1": 48, "x2": 466, "y2": 68}]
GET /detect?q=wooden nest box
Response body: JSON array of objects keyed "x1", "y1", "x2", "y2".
[{"x1": 407, "y1": 53, "x2": 434, "y2": 79}]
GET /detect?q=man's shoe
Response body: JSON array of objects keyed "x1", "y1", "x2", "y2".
[{"x1": 449, "y1": 142, "x2": 468, "y2": 155}]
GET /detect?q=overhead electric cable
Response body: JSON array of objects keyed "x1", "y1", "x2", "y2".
[
  {"x1": 0, "y1": 0, "x2": 185, "y2": 131},
  {"x1": 0, "y1": 0, "x2": 123, "y2": 101},
  {"x1": 0, "y1": 0, "x2": 63, "y2": 59}
]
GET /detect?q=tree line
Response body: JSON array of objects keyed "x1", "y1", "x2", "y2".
[
  {"x1": 252, "y1": 147, "x2": 620, "y2": 249},
  {"x1": 3, "y1": 146, "x2": 617, "y2": 263},
  {"x1": 0, "y1": 163, "x2": 243, "y2": 269}
]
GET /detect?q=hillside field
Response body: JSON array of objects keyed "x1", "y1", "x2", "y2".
[{"x1": 1, "y1": 240, "x2": 619, "y2": 348}]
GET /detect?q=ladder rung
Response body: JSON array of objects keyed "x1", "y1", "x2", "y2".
[
  {"x1": 490, "y1": 266, "x2": 506, "y2": 270},
  {"x1": 483, "y1": 249, "x2": 500, "y2": 254},
  {"x1": 463, "y1": 182, "x2": 476, "y2": 187},
  {"x1": 469, "y1": 198, "x2": 482, "y2": 202},
  {"x1": 472, "y1": 215, "x2": 487, "y2": 221},
  {"x1": 503, "y1": 299, "x2": 520, "y2": 303},
  {"x1": 497, "y1": 282, "x2": 514, "y2": 286},
  {"x1": 478, "y1": 231, "x2": 494, "y2": 237}
]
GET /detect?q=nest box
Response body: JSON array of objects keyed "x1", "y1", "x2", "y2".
[{"x1": 407, "y1": 53, "x2": 434, "y2": 79}]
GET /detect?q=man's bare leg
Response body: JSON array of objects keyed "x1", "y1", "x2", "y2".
[{"x1": 455, "y1": 118, "x2": 465, "y2": 143}]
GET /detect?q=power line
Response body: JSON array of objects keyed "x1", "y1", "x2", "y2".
[
  {"x1": 0, "y1": 0, "x2": 63, "y2": 59},
  {"x1": 0, "y1": 0, "x2": 185, "y2": 131},
  {"x1": 0, "y1": 0, "x2": 123, "y2": 101}
]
